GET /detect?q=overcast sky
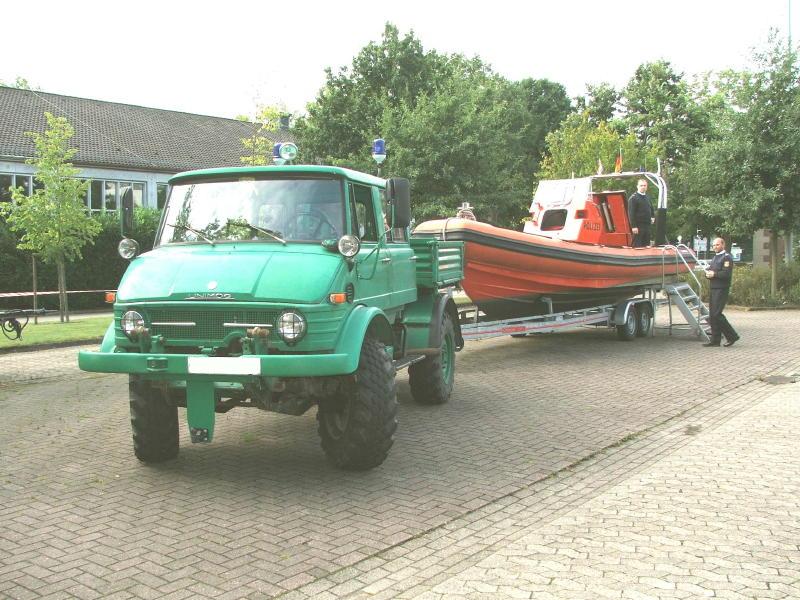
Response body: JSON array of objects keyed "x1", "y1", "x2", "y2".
[{"x1": 3, "y1": 0, "x2": 796, "y2": 120}]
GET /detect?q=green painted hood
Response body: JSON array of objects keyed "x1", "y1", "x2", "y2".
[{"x1": 116, "y1": 244, "x2": 344, "y2": 303}]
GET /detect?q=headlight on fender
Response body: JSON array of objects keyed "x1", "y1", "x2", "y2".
[{"x1": 277, "y1": 311, "x2": 306, "y2": 344}]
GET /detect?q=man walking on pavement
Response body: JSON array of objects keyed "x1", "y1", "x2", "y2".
[
  {"x1": 628, "y1": 179, "x2": 653, "y2": 247},
  {"x1": 703, "y1": 237, "x2": 740, "y2": 347}
]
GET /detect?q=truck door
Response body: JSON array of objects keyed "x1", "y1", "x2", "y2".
[
  {"x1": 379, "y1": 188, "x2": 417, "y2": 307},
  {"x1": 349, "y1": 183, "x2": 393, "y2": 310}
]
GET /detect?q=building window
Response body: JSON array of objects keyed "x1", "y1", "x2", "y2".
[
  {"x1": 84, "y1": 178, "x2": 146, "y2": 213},
  {"x1": 0, "y1": 174, "x2": 33, "y2": 202},
  {"x1": 104, "y1": 181, "x2": 117, "y2": 211},
  {"x1": 90, "y1": 180, "x2": 103, "y2": 212},
  {"x1": 15, "y1": 174, "x2": 31, "y2": 197},
  {"x1": 0, "y1": 174, "x2": 12, "y2": 202},
  {"x1": 157, "y1": 183, "x2": 168, "y2": 210},
  {"x1": 132, "y1": 182, "x2": 144, "y2": 207}
]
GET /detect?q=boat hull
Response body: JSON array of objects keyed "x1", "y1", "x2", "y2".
[{"x1": 413, "y1": 219, "x2": 695, "y2": 319}]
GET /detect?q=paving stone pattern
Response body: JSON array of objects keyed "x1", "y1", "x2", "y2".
[{"x1": 0, "y1": 309, "x2": 798, "y2": 599}]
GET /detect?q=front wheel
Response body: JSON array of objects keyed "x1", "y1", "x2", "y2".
[
  {"x1": 317, "y1": 338, "x2": 398, "y2": 470},
  {"x1": 409, "y1": 311, "x2": 456, "y2": 405},
  {"x1": 129, "y1": 376, "x2": 179, "y2": 463}
]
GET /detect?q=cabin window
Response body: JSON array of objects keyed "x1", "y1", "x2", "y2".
[
  {"x1": 350, "y1": 184, "x2": 377, "y2": 241},
  {"x1": 540, "y1": 209, "x2": 567, "y2": 231}
]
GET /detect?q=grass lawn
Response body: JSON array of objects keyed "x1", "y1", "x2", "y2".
[{"x1": 0, "y1": 316, "x2": 111, "y2": 350}]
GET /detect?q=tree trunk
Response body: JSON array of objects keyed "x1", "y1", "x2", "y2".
[
  {"x1": 770, "y1": 230, "x2": 779, "y2": 297},
  {"x1": 57, "y1": 258, "x2": 70, "y2": 323}
]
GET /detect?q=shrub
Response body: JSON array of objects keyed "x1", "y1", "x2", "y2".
[
  {"x1": 679, "y1": 261, "x2": 800, "y2": 307},
  {"x1": 0, "y1": 208, "x2": 161, "y2": 311},
  {"x1": 733, "y1": 263, "x2": 800, "y2": 306}
]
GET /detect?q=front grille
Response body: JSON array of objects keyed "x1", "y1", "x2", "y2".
[{"x1": 147, "y1": 308, "x2": 281, "y2": 341}]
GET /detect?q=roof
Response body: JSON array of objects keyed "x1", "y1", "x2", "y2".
[
  {"x1": 0, "y1": 86, "x2": 293, "y2": 173},
  {"x1": 170, "y1": 165, "x2": 386, "y2": 187}
]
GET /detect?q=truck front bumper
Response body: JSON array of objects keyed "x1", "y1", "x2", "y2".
[{"x1": 78, "y1": 349, "x2": 355, "y2": 379}]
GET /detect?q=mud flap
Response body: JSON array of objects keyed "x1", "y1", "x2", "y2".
[{"x1": 186, "y1": 380, "x2": 215, "y2": 443}]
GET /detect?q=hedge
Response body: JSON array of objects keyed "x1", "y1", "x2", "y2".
[
  {"x1": 684, "y1": 261, "x2": 800, "y2": 307},
  {"x1": 0, "y1": 208, "x2": 161, "y2": 311}
]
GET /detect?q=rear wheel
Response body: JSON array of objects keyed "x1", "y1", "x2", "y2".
[
  {"x1": 616, "y1": 306, "x2": 638, "y2": 341},
  {"x1": 636, "y1": 303, "x2": 653, "y2": 337},
  {"x1": 129, "y1": 376, "x2": 179, "y2": 463},
  {"x1": 409, "y1": 311, "x2": 456, "y2": 405},
  {"x1": 317, "y1": 338, "x2": 398, "y2": 470}
]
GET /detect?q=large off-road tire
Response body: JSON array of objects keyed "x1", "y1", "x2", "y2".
[
  {"x1": 408, "y1": 311, "x2": 456, "y2": 405},
  {"x1": 317, "y1": 338, "x2": 398, "y2": 470},
  {"x1": 635, "y1": 303, "x2": 653, "y2": 337},
  {"x1": 129, "y1": 375, "x2": 179, "y2": 463},
  {"x1": 616, "y1": 305, "x2": 638, "y2": 341}
]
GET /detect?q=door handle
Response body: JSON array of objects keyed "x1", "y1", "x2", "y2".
[{"x1": 380, "y1": 257, "x2": 392, "y2": 263}]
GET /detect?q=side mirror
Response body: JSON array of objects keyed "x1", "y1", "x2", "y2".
[
  {"x1": 120, "y1": 187, "x2": 134, "y2": 237},
  {"x1": 387, "y1": 178, "x2": 411, "y2": 228}
]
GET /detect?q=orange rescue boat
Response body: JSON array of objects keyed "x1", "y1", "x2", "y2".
[{"x1": 412, "y1": 172, "x2": 696, "y2": 319}]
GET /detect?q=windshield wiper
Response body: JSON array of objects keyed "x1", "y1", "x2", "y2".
[
  {"x1": 168, "y1": 223, "x2": 216, "y2": 245},
  {"x1": 238, "y1": 221, "x2": 287, "y2": 245}
]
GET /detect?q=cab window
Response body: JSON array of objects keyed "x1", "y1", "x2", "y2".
[{"x1": 350, "y1": 184, "x2": 377, "y2": 242}]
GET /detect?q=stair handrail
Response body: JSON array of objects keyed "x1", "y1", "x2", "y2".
[{"x1": 660, "y1": 243, "x2": 705, "y2": 292}]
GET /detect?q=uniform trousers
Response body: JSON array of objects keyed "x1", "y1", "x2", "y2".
[
  {"x1": 709, "y1": 287, "x2": 738, "y2": 344},
  {"x1": 632, "y1": 227, "x2": 651, "y2": 248}
]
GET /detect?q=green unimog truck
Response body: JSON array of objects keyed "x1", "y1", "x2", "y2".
[{"x1": 78, "y1": 165, "x2": 463, "y2": 469}]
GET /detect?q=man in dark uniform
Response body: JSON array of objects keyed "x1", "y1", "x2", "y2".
[
  {"x1": 627, "y1": 178, "x2": 653, "y2": 247},
  {"x1": 703, "y1": 237, "x2": 740, "y2": 347}
]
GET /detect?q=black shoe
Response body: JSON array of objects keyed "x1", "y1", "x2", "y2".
[
  {"x1": 724, "y1": 337, "x2": 739, "y2": 347},
  {"x1": 703, "y1": 342, "x2": 720, "y2": 347}
]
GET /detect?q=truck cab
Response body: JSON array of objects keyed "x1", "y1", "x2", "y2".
[{"x1": 79, "y1": 166, "x2": 463, "y2": 470}]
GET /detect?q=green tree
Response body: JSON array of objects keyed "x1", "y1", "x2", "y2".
[
  {"x1": 384, "y1": 75, "x2": 528, "y2": 225},
  {"x1": 1, "y1": 113, "x2": 101, "y2": 321},
  {"x1": 296, "y1": 23, "x2": 571, "y2": 226},
  {"x1": 510, "y1": 78, "x2": 573, "y2": 190},
  {"x1": 295, "y1": 23, "x2": 454, "y2": 170},
  {"x1": 683, "y1": 36, "x2": 800, "y2": 295},
  {"x1": 538, "y1": 112, "x2": 661, "y2": 180},
  {"x1": 240, "y1": 105, "x2": 284, "y2": 166},
  {"x1": 575, "y1": 82, "x2": 620, "y2": 126},
  {"x1": 622, "y1": 60, "x2": 710, "y2": 165}
]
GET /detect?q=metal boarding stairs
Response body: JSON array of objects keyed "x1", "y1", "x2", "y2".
[{"x1": 659, "y1": 244, "x2": 711, "y2": 341}]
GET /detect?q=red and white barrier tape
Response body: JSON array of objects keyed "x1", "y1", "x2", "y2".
[{"x1": 0, "y1": 290, "x2": 115, "y2": 298}]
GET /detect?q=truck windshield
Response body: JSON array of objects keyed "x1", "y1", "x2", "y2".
[{"x1": 159, "y1": 177, "x2": 344, "y2": 245}]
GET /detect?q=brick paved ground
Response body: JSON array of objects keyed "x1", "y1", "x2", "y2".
[{"x1": 0, "y1": 308, "x2": 798, "y2": 599}]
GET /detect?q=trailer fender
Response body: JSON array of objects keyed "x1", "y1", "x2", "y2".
[
  {"x1": 404, "y1": 292, "x2": 464, "y2": 352},
  {"x1": 334, "y1": 305, "x2": 393, "y2": 373},
  {"x1": 612, "y1": 298, "x2": 654, "y2": 326}
]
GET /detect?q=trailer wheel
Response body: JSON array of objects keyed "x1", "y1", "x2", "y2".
[
  {"x1": 636, "y1": 303, "x2": 653, "y2": 337},
  {"x1": 129, "y1": 375, "x2": 179, "y2": 463},
  {"x1": 616, "y1": 306, "x2": 638, "y2": 341},
  {"x1": 317, "y1": 338, "x2": 398, "y2": 470},
  {"x1": 409, "y1": 311, "x2": 456, "y2": 405}
]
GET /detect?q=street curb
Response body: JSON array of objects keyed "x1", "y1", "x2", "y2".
[{"x1": 0, "y1": 338, "x2": 102, "y2": 355}]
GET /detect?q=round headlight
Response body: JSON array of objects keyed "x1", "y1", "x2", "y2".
[
  {"x1": 338, "y1": 235, "x2": 361, "y2": 258},
  {"x1": 118, "y1": 238, "x2": 140, "y2": 260},
  {"x1": 277, "y1": 311, "x2": 307, "y2": 343},
  {"x1": 121, "y1": 311, "x2": 144, "y2": 335}
]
